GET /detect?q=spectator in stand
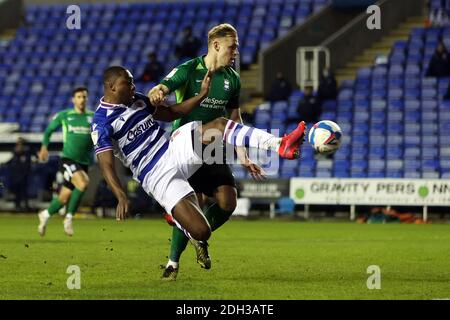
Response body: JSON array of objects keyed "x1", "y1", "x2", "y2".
[
  {"x1": 426, "y1": 41, "x2": 450, "y2": 77},
  {"x1": 427, "y1": 0, "x2": 450, "y2": 27},
  {"x1": 174, "y1": 26, "x2": 201, "y2": 61},
  {"x1": 267, "y1": 71, "x2": 292, "y2": 102},
  {"x1": 317, "y1": 67, "x2": 338, "y2": 102},
  {"x1": 139, "y1": 52, "x2": 164, "y2": 83},
  {"x1": 443, "y1": 82, "x2": 450, "y2": 100},
  {"x1": 296, "y1": 86, "x2": 321, "y2": 124},
  {"x1": 7, "y1": 137, "x2": 34, "y2": 212}
]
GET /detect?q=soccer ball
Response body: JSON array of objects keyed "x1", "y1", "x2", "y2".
[{"x1": 308, "y1": 120, "x2": 343, "y2": 155}]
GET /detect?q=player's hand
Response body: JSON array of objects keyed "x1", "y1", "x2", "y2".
[
  {"x1": 148, "y1": 85, "x2": 166, "y2": 106},
  {"x1": 242, "y1": 159, "x2": 267, "y2": 181},
  {"x1": 199, "y1": 69, "x2": 213, "y2": 99},
  {"x1": 116, "y1": 196, "x2": 130, "y2": 221},
  {"x1": 38, "y1": 146, "x2": 49, "y2": 162}
]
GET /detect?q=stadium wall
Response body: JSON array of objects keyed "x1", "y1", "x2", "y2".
[
  {"x1": 259, "y1": 5, "x2": 363, "y2": 94},
  {"x1": 260, "y1": 0, "x2": 424, "y2": 94},
  {"x1": 321, "y1": 0, "x2": 425, "y2": 72},
  {"x1": 0, "y1": 0, "x2": 25, "y2": 31}
]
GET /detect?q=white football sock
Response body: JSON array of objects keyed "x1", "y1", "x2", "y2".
[
  {"x1": 223, "y1": 120, "x2": 281, "y2": 151},
  {"x1": 41, "y1": 209, "x2": 50, "y2": 219},
  {"x1": 166, "y1": 260, "x2": 179, "y2": 269}
]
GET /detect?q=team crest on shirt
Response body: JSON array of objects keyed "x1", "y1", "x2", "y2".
[{"x1": 224, "y1": 79, "x2": 230, "y2": 91}]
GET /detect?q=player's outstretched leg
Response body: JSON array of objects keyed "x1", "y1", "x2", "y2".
[
  {"x1": 200, "y1": 118, "x2": 307, "y2": 159},
  {"x1": 161, "y1": 193, "x2": 211, "y2": 280}
]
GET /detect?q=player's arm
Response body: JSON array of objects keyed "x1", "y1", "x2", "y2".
[
  {"x1": 148, "y1": 84, "x2": 170, "y2": 105},
  {"x1": 96, "y1": 150, "x2": 129, "y2": 221},
  {"x1": 153, "y1": 70, "x2": 212, "y2": 122},
  {"x1": 92, "y1": 122, "x2": 129, "y2": 221},
  {"x1": 148, "y1": 63, "x2": 191, "y2": 105},
  {"x1": 39, "y1": 113, "x2": 62, "y2": 162}
]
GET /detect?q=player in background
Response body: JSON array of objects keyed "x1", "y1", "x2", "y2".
[
  {"x1": 94, "y1": 66, "x2": 306, "y2": 280},
  {"x1": 37, "y1": 87, "x2": 94, "y2": 237},
  {"x1": 149, "y1": 24, "x2": 264, "y2": 280}
]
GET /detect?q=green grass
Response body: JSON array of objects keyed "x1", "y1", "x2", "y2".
[{"x1": 0, "y1": 215, "x2": 450, "y2": 300}]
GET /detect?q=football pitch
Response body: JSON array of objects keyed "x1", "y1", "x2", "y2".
[{"x1": 0, "y1": 215, "x2": 449, "y2": 300}]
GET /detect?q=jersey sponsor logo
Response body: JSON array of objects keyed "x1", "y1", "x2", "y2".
[
  {"x1": 224, "y1": 79, "x2": 230, "y2": 91},
  {"x1": 91, "y1": 130, "x2": 99, "y2": 145},
  {"x1": 126, "y1": 118, "x2": 153, "y2": 142},
  {"x1": 200, "y1": 97, "x2": 229, "y2": 109},
  {"x1": 164, "y1": 68, "x2": 178, "y2": 80},
  {"x1": 68, "y1": 125, "x2": 91, "y2": 134}
]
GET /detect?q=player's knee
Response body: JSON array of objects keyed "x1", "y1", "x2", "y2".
[
  {"x1": 199, "y1": 226, "x2": 211, "y2": 241},
  {"x1": 218, "y1": 199, "x2": 236, "y2": 213},
  {"x1": 59, "y1": 195, "x2": 69, "y2": 205},
  {"x1": 191, "y1": 224, "x2": 211, "y2": 241},
  {"x1": 76, "y1": 177, "x2": 89, "y2": 191},
  {"x1": 216, "y1": 188, "x2": 237, "y2": 213},
  {"x1": 82, "y1": 178, "x2": 89, "y2": 190},
  {"x1": 212, "y1": 117, "x2": 227, "y2": 131}
]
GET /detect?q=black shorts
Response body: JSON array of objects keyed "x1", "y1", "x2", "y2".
[
  {"x1": 187, "y1": 162, "x2": 237, "y2": 197},
  {"x1": 59, "y1": 158, "x2": 88, "y2": 190},
  {"x1": 184, "y1": 129, "x2": 236, "y2": 197}
]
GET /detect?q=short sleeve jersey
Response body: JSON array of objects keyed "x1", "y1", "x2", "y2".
[{"x1": 160, "y1": 55, "x2": 241, "y2": 131}]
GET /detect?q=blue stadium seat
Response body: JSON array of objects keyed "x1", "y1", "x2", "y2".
[{"x1": 6, "y1": 3, "x2": 450, "y2": 180}]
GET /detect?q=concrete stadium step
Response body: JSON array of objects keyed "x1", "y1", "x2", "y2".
[
  {"x1": 334, "y1": 13, "x2": 426, "y2": 85},
  {"x1": 241, "y1": 97, "x2": 264, "y2": 114},
  {"x1": 241, "y1": 69, "x2": 260, "y2": 88},
  {"x1": 0, "y1": 28, "x2": 16, "y2": 41},
  {"x1": 345, "y1": 61, "x2": 374, "y2": 69},
  {"x1": 240, "y1": 63, "x2": 262, "y2": 99}
]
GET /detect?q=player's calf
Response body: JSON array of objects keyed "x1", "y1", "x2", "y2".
[{"x1": 172, "y1": 195, "x2": 211, "y2": 241}]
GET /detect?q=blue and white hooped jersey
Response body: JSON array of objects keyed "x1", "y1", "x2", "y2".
[{"x1": 91, "y1": 93, "x2": 170, "y2": 183}]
